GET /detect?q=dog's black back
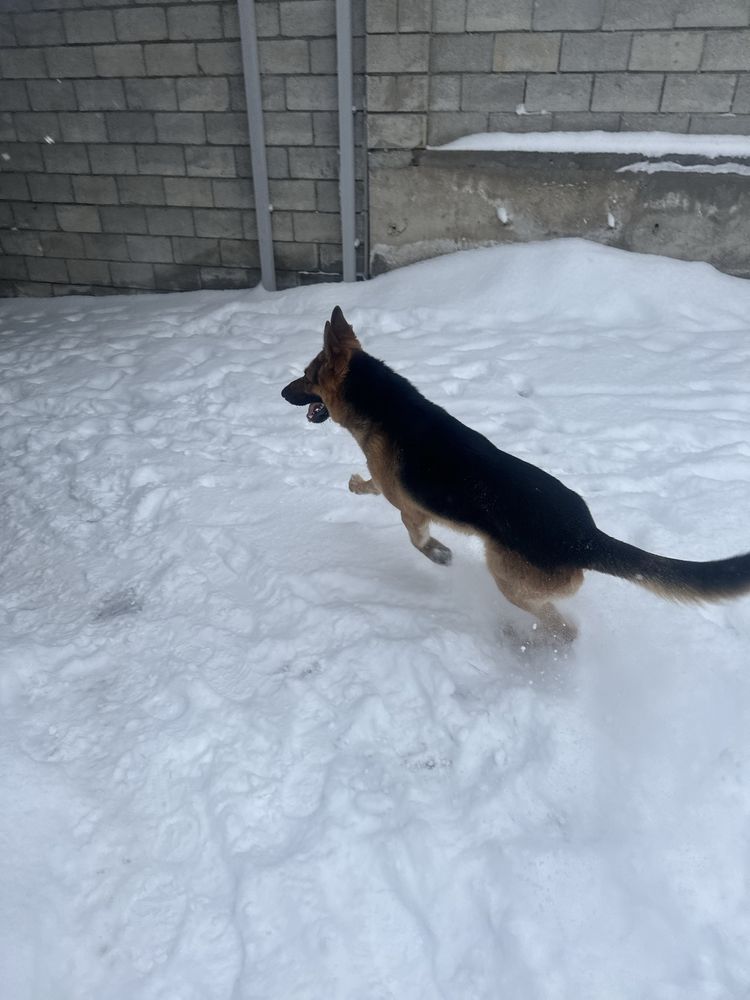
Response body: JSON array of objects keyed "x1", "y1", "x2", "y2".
[{"x1": 344, "y1": 352, "x2": 597, "y2": 572}]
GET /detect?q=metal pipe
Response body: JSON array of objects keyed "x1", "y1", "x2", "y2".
[
  {"x1": 336, "y1": 0, "x2": 357, "y2": 282},
  {"x1": 237, "y1": 0, "x2": 276, "y2": 291}
]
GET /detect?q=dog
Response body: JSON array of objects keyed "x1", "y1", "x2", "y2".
[{"x1": 282, "y1": 307, "x2": 750, "y2": 642}]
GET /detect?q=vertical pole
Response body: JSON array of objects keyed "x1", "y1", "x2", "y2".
[
  {"x1": 237, "y1": 0, "x2": 276, "y2": 291},
  {"x1": 336, "y1": 0, "x2": 357, "y2": 282}
]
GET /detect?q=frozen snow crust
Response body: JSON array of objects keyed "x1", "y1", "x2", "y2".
[{"x1": 1, "y1": 239, "x2": 750, "y2": 999}]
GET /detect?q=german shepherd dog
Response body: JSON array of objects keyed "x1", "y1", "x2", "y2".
[{"x1": 282, "y1": 307, "x2": 750, "y2": 642}]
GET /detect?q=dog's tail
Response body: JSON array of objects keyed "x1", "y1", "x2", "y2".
[{"x1": 587, "y1": 529, "x2": 750, "y2": 603}]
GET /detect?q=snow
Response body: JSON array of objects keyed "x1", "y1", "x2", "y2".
[
  {"x1": 2, "y1": 238, "x2": 750, "y2": 999},
  {"x1": 619, "y1": 160, "x2": 750, "y2": 176},
  {"x1": 433, "y1": 129, "x2": 750, "y2": 159}
]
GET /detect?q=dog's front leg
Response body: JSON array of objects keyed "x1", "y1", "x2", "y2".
[
  {"x1": 349, "y1": 473, "x2": 380, "y2": 495},
  {"x1": 401, "y1": 509, "x2": 452, "y2": 566}
]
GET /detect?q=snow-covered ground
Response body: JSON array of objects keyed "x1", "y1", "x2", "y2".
[{"x1": 2, "y1": 240, "x2": 750, "y2": 1000}]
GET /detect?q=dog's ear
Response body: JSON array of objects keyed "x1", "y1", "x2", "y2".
[{"x1": 323, "y1": 306, "x2": 360, "y2": 372}]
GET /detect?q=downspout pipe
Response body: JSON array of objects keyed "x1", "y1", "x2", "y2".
[
  {"x1": 237, "y1": 0, "x2": 276, "y2": 291},
  {"x1": 336, "y1": 0, "x2": 357, "y2": 282}
]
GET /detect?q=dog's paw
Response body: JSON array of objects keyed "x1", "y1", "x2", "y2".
[
  {"x1": 348, "y1": 474, "x2": 379, "y2": 495},
  {"x1": 423, "y1": 539, "x2": 452, "y2": 565}
]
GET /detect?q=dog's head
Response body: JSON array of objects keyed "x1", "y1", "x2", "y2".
[{"x1": 281, "y1": 306, "x2": 361, "y2": 424}]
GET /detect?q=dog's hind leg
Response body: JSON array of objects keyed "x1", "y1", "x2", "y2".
[
  {"x1": 401, "y1": 508, "x2": 452, "y2": 566},
  {"x1": 485, "y1": 541, "x2": 582, "y2": 643},
  {"x1": 349, "y1": 473, "x2": 380, "y2": 495}
]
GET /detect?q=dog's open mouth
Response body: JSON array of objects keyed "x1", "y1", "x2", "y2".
[{"x1": 307, "y1": 401, "x2": 329, "y2": 423}]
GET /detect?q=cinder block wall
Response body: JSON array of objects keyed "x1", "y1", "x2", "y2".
[
  {"x1": 366, "y1": 0, "x2": 750, "y2": 153},
  {"x1": 0, "y1": 0, "x2": 365, "y2": 296}
]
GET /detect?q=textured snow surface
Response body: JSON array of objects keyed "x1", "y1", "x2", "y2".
[{"x1": 2, "y1": 240, "x2": 750, "y2": 1000}]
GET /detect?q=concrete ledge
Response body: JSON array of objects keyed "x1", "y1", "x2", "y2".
[{"x1": 369, "y1": 147, "x2": 750, "y2": 277}]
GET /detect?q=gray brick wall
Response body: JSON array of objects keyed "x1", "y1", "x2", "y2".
[
  {"x1": 366, "y1": 0, "x2": 750, "y2": 149},
  {"x1": 0, "y1": 0, "x2": 366, "y2": 296}
]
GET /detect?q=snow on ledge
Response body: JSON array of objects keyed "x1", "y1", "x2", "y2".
[
  {"x1": 430, "y1": 129, "x2": 750, "y2": 160},
  {"x1": 618, "y1": 160, "x2": 750, "y2": 176}
]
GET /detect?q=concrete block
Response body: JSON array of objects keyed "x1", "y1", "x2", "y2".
[
  {"x1": 275, "y1": 242, "x2": 318, "y2": 272},
  {"x1": 125, "y1": 79, "x2": 178, "y2": 111},
  {"x1": 310, "y1": 38, "x2": 336, "y2": 74},
  {"x1": 126, "y1": 235, "x2": 173, "y2": 263},
  {"x1": 167, "y1": 4, "x2": 222, "y2": 40},
  {"x1": 433, "y1": 0, "x2": 466, "y2": 32},
  {"x1": 89, "y1": 143, "x2": 138, "y2": 175},
  {"x1": 173, "y1": 236, "x2": 221, "y2": 265},
  {"x1": 93, "y1": 44, "x2": 146, "y2": 77},
  {"x1": 702, "y1": 30, "x2": 750, "y2": 70},
  {"x1": 551, "y1": 111, "x2": 619, "y2": 130},
  {"x1": 462, "y1": 73, "x2": 525, "y2": 110},
  {"x1": 101, "y1": 206, "x2": 148, "y2": 234},
  {"x1": 63, "y1": 9, "x2": 114, "y2": 43},
  {"x1": 153, "y1": 264, "x2": 201, "y2": 292},
  {"x1": 591, "y1": 72, "x2": 663, "y2": 111},
  {"x1": 44, "y1": 45, "x2": 95, "y2": 77},
  {"x1": 526, "y1": 73, "x2": 593, "y2": 111},
  {"x1": 1, "y1": 143, "x2": 42, "y2": 172},
  {"x1": 621, "y1": 112, "x2": 689, "y2": 131},
  {"x1": 146, "y1": 206, "x2": 194, "y2": 236},
  {"x1": 259, "y1": 39, "x2": 309, "y2": 74},
  {"x1": 0, "y1": 14, "x2": 15, "y2": 46},
  {"x1": 0, "y1": 230, "x2": 41, "y2": 255},
  {"x1": 144, "y1": 42, "x2": 197, "y2": 76},
  {"x1": 602, "y1": 0, "x2": 679, "y2": 29},
  {"x1": 15, "y1": 11, "x2": 64, "y2": 45},
  {"x1": 289, "y1": 147, "x2": 338, "y2": 179},
  {"x1": 29, "y1": 175, "x2": 72, "y2": 203},
  {"x1": 82, "y1": 234, "x2": 128, "y2": 261},
  {"x1": 661, "y1": 72, "x2": 736, "y2": 111},
  {"x1": 466, "y1": 0, "x2": 532, "y2": 31},
  {"x1": 241, "y1": 210, "x2": 259, "y2": 239},
  {"x1": 136, "y1": 144, "x2": 186, "y2": 176},
  {"x1": 0, "y1": 112, "x2": 14, "y2": 142},
  {"x1": 258, "y1": 146, "x2": 289, "y2": 179},
  {"x1": 200, "y1": 266, "x2": 258, "y2": 289},
  {"x1": 107, "y1": 112, "x2": 157, "y2": 143},
  {"x1": 68, "y1": 259, "x2": 111, "y2": 285},
  {"x1": 115, "y1": 7, "x2": 167, "y2": 41},
  {"x1": 75, "y1": 79, "x2": 125, "y2": 111},
  {"x1": 734, "y1": 73, "x2": 750, "y2": 112},
  {"x1": 367, "y1": 0, "x2": 397, "y2": 32},
  {"x1": 426, "y1": 111, "x2": 488, "y2": 145},
  {"x1": 431, "y1": 33, "x2": 493, "y2": 72},
  {"x1": 489, "y1": 111, "x2": 553, "y2": 131},
  {"x1": 0, "y1": 81, "x2": 28, "y2": 111},
  {"x1": 42, "y1": 143, "x2": 89, "y2": 174},
  {"x1": 560, "y1": 31, "x2": 631, "y2": 71},
  {"x1": 369, "y1": 33, "x2": 430, "y2": 72},
  {"x1": 26, "y1": 257, "x2": 68, "y2": 284},
  {"x1": 72, "y1": 175, "x2": 117, "y2": 205},
  {"x1": 280, "y1": 1, "x2": 335, "y2": 37},
  {"x1": 205, "y1": 112, "x2": 249, "y2": 145},
  {"x1": 110, "y1": 261, "x2": 157, "y2": 289},
  {"x1": 533, "y1": 0, "x2": 603, "y2": 29},
  {"x1": 57, "y1": 204, "x2": 101, "y2": 233},
  {"x1": 368, "y1": 112, "x2": 426, "y2": 147},
  {"x1": 399, "y1": 0, "x2": 431, "y2": 32},
  {"x1": 155, "y1": 112, "x2": 206, "y2": 144},
  {"x1": 193, "y1": 208, "x2": 243, "y2": 239},
  {"x1": 13, "y1": 204, "x2": 58, "y2": 231},
  {"x1": 14, "y1": 112, "x2": 58, "y2": 142},
  {"x1": 675, "y1": 0, "x2": 750, "y2": 27},
  {"x1": 261, "y1": 77, "x2": 286, "y2": 111},
  {"x1": 27, "y1": 80, "x2": 76, "y2": 111},
  {"x1": 315, "y1": 179, "x2": 339, "y2": 212},
  {"x1": 254, "y1": 4, "x2": 279, "y2": 37},
  {"x1": 186, "y1": 146, "x2": 236, "y2": 177},
  {"x1": 264, "y1": 112, "x2": 313, "y2": 146},
  {"x1": 688, "y1": 112, "x2": 750, "y2": 133},
  {"x1": 196, "y1": 41, "x2": 243, "y2": 75},
  {"x1": 368, "y1": 74, "x2": 429, "y2": 112},
  {"x1": 164, "y1": 177, "x2": 214, "y2": 206},
  {"x1": 429, "y1": 74, "x2": 461, "y2": 110},
  {"x1": 117, "y1": 176, "x2": 166, "y2": 205},
  {"x1": 212, "y1": 178, "x2": 254, "y2": 207},
  {"x1": 287, "y1": 75, "x2": 338, "y2": 111},
  {"x1": 39, "y1": 231, "x2": 85, "y2": 258},
  {"x1": 219, "y1": 239, "x2": 260, "y2": 268},
  {"x1": 229, "y1": 76, "x2": 248, "y2": 111},
  {"x1": 313, "y1": 111, "x2": 339, "y2": 144},
  {"x1": 630, "y1": 31, "x2": 704, "y2": 70},
  {"x1": 177, "y1": 77, "x2": 230, "y2": 112},
  {"x1": 293, "y1": 211, "x2": 341, "y2": 243},
  {"x1": 0, "y1": 48, "x2": 46, "y2": 78},
  {"x1": 494, "y1": 32, "x2": 561, "y2": 72}
]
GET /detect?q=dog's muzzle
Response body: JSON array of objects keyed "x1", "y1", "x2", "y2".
[{"x1": 281, "y1": 378, "x2": 330, "y2": 423}]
